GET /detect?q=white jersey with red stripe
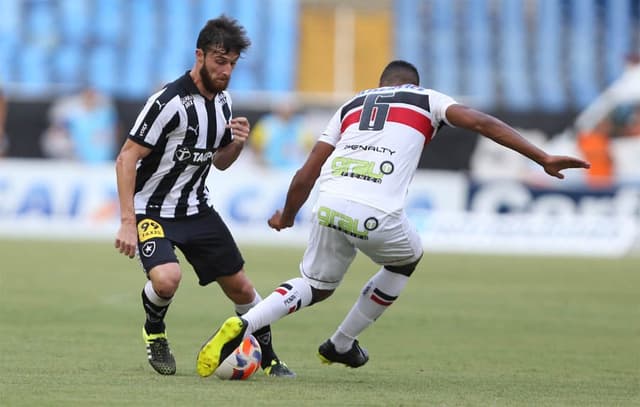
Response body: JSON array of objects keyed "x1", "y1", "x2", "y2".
[{"x1": 316, "y1": 84, "x2": 457, "y2": 212}]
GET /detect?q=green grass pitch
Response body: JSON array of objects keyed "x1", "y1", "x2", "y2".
[{"x1": 0, "y1": 239, "x2": 638, "y2": 406}]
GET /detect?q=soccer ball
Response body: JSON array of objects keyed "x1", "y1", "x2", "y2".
[{"x1": 214, "y1": 335, "x2": 262, "y2": 380}]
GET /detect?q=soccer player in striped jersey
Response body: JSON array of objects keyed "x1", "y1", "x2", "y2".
[
  {"x1": 195, "y1": 60, "x2": 591, "y2": 375},
  {"x1": 114, "y1": 15, "x2": 294, "y2": 377}
]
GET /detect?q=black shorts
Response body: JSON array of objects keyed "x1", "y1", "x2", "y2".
[{"x1": 135, "y1": 209, "x2": 244, "y2": 286}]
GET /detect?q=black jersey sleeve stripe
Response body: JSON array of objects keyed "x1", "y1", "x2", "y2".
[
  {"x1": 340, "y1": 95, "x2": 366, "y2": 121},
  {"x1": 127, "y1": 134, "x2": 154, "y2": 149}
]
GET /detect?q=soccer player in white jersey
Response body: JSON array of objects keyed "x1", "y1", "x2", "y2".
[
  {"x1": 114, "y1": 16, "x2": 294, "y2": 377},
  {"x1": 196, "y1": 60, "x2": 590, "y2": 374}
]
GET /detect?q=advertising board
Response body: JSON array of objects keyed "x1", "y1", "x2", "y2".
[{"x1": 0, "y1": 159, "x2": 636, "y2": 257}]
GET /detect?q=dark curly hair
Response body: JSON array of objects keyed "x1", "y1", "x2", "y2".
[{"x1": 196, "y1": 15, "x2": 251, "y2": 55}]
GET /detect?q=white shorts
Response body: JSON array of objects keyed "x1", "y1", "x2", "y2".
[{"x1": 300, "y1": 195, "x2": 423, "y2": 290}]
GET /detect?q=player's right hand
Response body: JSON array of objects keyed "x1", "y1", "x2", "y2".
[
  {"x1": 115, "y1": 223, "x2": 138, "y2": 258},
  {"x1": 268, "y1": 210, "x2": 294, "y2": 231}
]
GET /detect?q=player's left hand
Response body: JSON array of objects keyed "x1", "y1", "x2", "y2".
[
  {"x1": 542, "y1": 155, "x2": 591, "y2": 179},
  {"x1": 227, "y1": 117, "x2": 250, "y2": 144}
]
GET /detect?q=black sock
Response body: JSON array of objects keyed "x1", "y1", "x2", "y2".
[
  {"x1": 141, "y1": 289, "x2": 169, "y2": 334},
  {"x1": 253, "y1": 325, "x2": 278, "y2": 369},
  {"x1": 234, "y1": 310, "x2": 279, "y2": 369}
]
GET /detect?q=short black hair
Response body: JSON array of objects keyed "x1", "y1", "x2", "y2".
[
  {"x1": 196, "y1": 15, "x2": 251, "y2": 55},
  {"x1": 379, "y1": 60, "x2": 420, "y2": 86}
]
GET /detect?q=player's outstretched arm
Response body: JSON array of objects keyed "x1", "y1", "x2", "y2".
[
  {"x1": 268, "y1": 141, "x2": 335, "y2": 231},
  {"x1": 445, "y1": 104, "x2": 590, "y2": 178}
]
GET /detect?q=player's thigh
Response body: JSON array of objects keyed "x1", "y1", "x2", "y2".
[
  {"x1": 356, "y1": 209, "x2": 423, "y2": 267},
  {"x1": 177, "y1": 210, "x2": 245, "y2": 286},
  {"x1": 300, "y1": 210, "x2": 357, "y2": 290},
  {"x1": 135, "y1": 215, "x2": 180, "y2": 274}
]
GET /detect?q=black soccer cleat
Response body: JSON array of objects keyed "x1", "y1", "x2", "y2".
[
  {"x1": 143, "y1": 327, "x2": 176, "y2": 375},
  {"x1": 264, "y1": 359, "x2": 297, "y2": 378},
  {"x1": 317, "y1": 339, "x2": 369, "y2": 368}
]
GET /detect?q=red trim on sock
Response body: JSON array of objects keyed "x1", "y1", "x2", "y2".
[{"x1": 370, "y1": 294, "x2": 393, "y2": 306}]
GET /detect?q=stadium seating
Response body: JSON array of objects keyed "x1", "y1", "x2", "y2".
[
  {"x1": 498, "y1": 0, "x2": 533, "y2": 110},
  {"x1": 430, "y1": 0, "x2": 459, "y2": 96},
  {"x1": 463, "y1": 0, "x2": 494, "y2": 108},
  {"x1": 568, "y1": 1, "x2": 599, "y2": 108},
  {"x1": 59, "y1": 0, "x2": 90, "y2": 44},
  {"x1": 88, "y1": 45, "x2": 119, "y2": 94},
  {"x1": 0, "y1": 0, "x2": 20, "y2": 82},
  {"x1": 52, "y1": 45, "x2": 83, "y2": 86},
  {"x1": 94, "y1": 0, "x2": 123, "y2": 45},
  {"x1": 534, "y1": 0, "x2": 565, "y2": 111},
  {"x1": 1, "y1": 0, "x2": 639, "y2": 113},
  {"x1": 604, "y1": 0, "x2": 632, "y2": 83},
  {"x1": 264, "y1": 0, "x2": 299, "y2": 92}
]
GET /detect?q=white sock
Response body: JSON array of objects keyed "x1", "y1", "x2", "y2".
[
  {"x1": 144, "y1": 280, "x2": 172, "y2": 306},
  {"x1": 234, "y1": 289, "x2": 262, "y2": 315},
  {"x1": 331, "y1": 268, "x2": 409, "y2": 353},
  {"x1": 242, "y1": 278, "x2": 313, "y2": 335}
]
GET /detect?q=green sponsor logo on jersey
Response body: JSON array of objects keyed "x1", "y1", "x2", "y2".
[
  {"x1": 331, "y1": 157, "x2": 390, "y2": 183},
  {"x1": 318, "y1": 206, "x2": 369, "y2": 240}
]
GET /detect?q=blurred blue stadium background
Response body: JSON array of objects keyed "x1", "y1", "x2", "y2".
[
  {"x1": 1, "y1": 0, "x2": 640, "y2": 167},
  {"x1": 1, "y1": 0, "x2": 638, "y2": 111},
  {"x1": 0, "y1": 0, "x2": 300, "y2": 98}
]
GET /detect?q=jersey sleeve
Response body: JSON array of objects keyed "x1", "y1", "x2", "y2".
[
  {"x1": 129, "y1": 88, "x2": 179, "y2": 148},
  {"x1": 316, "y1": 108, "x2": 342, "y2": 146},
  {"x1": 428, "y1": 90, "x2": 458, "y2": 128}
]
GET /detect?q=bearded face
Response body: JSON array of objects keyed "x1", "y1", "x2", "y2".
[{"x1": 198, "y1": 48, "x2": 239, "y2": 94}]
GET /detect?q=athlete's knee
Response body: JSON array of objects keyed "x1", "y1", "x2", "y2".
[
  {"x1": 310, "y1": 287, "x2": 334, "y2": 305},
  {"x1": 385, "y1": 255, "x2": 422, "y2": 277},
  {"x1": 149, "y1": 263, "x2": 182, "y2": 297}
]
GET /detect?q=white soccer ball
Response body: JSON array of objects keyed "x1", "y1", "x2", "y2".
[{"x1": 214, "y1": 335, "x2": 262, "y2": 380}]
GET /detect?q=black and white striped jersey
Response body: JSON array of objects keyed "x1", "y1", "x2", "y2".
[{"x1": 128, "y1": 71, "x2": 233, "y2": 219}]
